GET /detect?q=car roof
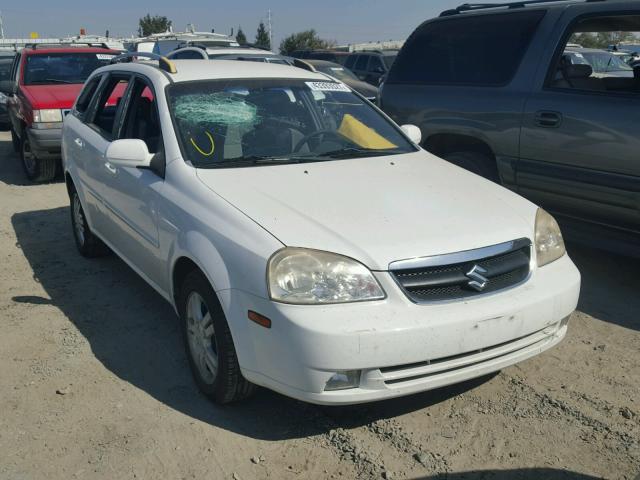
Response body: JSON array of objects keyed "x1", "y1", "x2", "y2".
[
  {"x1": 439, "y1": 0, "x2": 636, "y2": 17},
  {"x1": 206, "y1": 48, "x2": 277, "y2": 56},
  {"x1": 303, "y1": 59, "x2": 343, "y2": 68},
  {"x1": 22, "y1": 47, "x2": 121, "y2": 56},
  {"x1": 565, "y1": 47, "x2": 612, "y2": 53},
  {"x1": 101, "y1": 59, "x2": 329, "y2": 83}
]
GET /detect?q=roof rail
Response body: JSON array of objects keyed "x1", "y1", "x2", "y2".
[
  {"x1": 25, "y1": 42, "x2": 112, "y2": 50},
  {"x1": 440, "y1": 0, "x2": 606, "y2": 16},
  {"x1": 110, "y1": 52, "x2": 177, "y2": 73}
]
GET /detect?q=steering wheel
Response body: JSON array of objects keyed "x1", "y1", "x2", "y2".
[{"x1": 293, "y1": 130, "x2": 345, "y2": 153}]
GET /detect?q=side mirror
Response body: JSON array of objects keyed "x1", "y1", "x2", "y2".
[
  {"x1": 401, "y1": 124, "x2": 422, "y2": 145},
  {"x1": 106, "y1": 139, "x2": 153, "y2": 168},
  {"x1": 0, "y1": 80, "x2": 16, "y2": 95}
]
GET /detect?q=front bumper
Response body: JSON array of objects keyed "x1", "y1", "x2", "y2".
[
  {"x1": 26, "y1": 126, "x2": 62, "y2": 159},
  {"x1": 220, "y1": 254, "x2": 580, "y2": 405}
]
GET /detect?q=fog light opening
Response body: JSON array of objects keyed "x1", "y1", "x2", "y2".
[{"x1": 324, "y1": 370, "x2": 361, "y2": 391}]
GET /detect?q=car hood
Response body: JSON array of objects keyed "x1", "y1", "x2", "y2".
[
  {"x1": 343, "y1": 79, "x2": 379, "y2": 98},
  {"x1": 22, "y1": 84, "x2": 83, "y2": 109},
  {"x1": 196, "y1": 151, "x2": 538, "y2": 270}
]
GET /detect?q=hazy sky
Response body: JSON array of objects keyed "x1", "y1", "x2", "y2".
[{"x1": 0, "y1": 0, "x2": 506, "y2": 46}]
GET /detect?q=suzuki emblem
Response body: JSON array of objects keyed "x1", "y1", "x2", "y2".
[{"x1": 466, "y1": 265, "x2": 489, "y2": 292}]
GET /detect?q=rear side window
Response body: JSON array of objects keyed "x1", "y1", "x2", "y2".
[
  {"x1": 75, "y1": 76, "x2": 102, "y2": 116},
  {"x1": 389, "y1": 10, "x2": 545, "y2": 86},
  {"x1": 354, "y1": 55, "x2": 368, "y2": 70},
  {"x1": 345, "y1": 55, "x2": 357, "y2": 69}
]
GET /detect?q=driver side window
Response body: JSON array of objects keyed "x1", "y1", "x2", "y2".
[
  {"x1": 548, "y1": 14, "x2": 640, "y2": 94},
  {"x1": 119, "y1": 78, "x2": 163, "y2": 155}
]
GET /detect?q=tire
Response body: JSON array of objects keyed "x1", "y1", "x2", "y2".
[
  {"x1": 443, "y1": 151, "x2": 499, "y2": 182},
  {"x1": 10, "y1": 128, "x2": 20, "y2": 152},
  {"x1": 69, "y1": 187, "x2": 110, "y2": 258},
  {"x1": 20, "y1": 133, "x2": 56, "y2": 182},
  {"x1": 178, "y1": 270, "x2": 256, "y2": 404}
]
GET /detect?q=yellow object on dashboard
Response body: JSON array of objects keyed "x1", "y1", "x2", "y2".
[{"x1": 338, "y1": 114, "x2": 397, "y2": 150}]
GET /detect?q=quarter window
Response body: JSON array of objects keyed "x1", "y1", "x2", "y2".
[{"x1": 389, "y1": 11, "x2": 545, "y2": 85}]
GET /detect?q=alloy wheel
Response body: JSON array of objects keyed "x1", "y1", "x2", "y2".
[
  {"x1": 72, "y1": 194, "x2": 85, "y2": 246},
  {"x1": 186, "y1": 292, "x2": 218, "y2": 385}
]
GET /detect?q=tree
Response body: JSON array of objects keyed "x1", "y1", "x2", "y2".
[
  {"x1": 138, "y1": 14, "x2": 172, "y2": 37},
  {"x1": 236, "y1": 26, "x2": 247, "y2": 45},
  {"x1": 279, "y1": 29, "x2": 334, "y2": 55},
  {"x1": 255, "y1": 21, "x2": 271, "y2": 50}
]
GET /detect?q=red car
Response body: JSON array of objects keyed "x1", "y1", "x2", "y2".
[{"x1": 0, "y1": 45, "x2": 120, "y2": 182}]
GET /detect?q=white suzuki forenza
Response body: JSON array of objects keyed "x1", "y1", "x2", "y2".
[{"x1": 62, "y1": 54, "x2": 580, "y2": 405}]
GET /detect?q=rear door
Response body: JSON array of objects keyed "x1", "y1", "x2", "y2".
[
  {"x1": 74, "y1": 73, "x2": 132, "y2": 236},
  {"x1": 63, "y1": 74, "x2": 106, "y2": 229},
  {"x1": 519, "y1": 11, "x2": 640, "y2": 234}
]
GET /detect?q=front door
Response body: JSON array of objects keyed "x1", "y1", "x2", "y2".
[
  {"x1": 518, "y1": 11, "x2": 640, "y2": 234},
  {"x1": 99, "y1": 76, "x2": 167, "y2": 291}
]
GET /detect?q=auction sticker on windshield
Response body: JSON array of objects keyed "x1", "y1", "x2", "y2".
[
  {"x1": 305, "y1": 81, "x2": 350, "y2": 92},
  {"x1": 96, "y1": 54, "x2": 116, "y2": 60}
]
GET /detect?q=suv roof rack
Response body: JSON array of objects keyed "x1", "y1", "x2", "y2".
[
  {"x1": 25, "y1": 42, "x2": 113, "y2": 50},
  {"x1": 440, "y1": 0, "x2": 606, "y2": 16},
  {"x1": 110, "y1": 52, "x2": 177, "y2": 73}
]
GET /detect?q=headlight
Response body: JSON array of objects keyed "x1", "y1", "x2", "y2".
[
  {"x1": 268, "y1": 248, "x2": 385, "y2": 304},
  {"x1": 535, "y1": 208, "x2": 566, "y2": 267},
  {"x1": 33, "y1": 109, "x2": 62, "y2": 123}
]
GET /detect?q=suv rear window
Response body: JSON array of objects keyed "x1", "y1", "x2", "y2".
[
  {"x1": 389, "y1": 10, "x2": 545, "y2": 86},
  {"x1": 23, "y1": 52, "x2": 116, "y2": 86}
]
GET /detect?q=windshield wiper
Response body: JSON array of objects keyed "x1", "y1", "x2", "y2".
[
  {"x1": 31, "y1": 78, "x2": 76, "y2": 84},
  {"x1": 200, "y1": 155, "x2": 303, "y2": 168},
  {"x1": 310, "y1": 146, "x2": 403, "y2": 159}
]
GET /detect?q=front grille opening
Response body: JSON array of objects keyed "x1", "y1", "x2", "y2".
[{"x1": 391, "y1": 240, "x2": 531, "y2": 302}]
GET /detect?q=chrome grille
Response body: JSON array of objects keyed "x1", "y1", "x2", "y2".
[{"x1": 390, "y1": 238, "x2": 531, "y2": 303}]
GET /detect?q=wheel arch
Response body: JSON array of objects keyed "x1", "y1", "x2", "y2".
[{"x1": 423, "y1": 133, "x2": 496, "y2": 160}]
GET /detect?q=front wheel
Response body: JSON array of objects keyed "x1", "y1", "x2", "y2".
[
  {"x1": 179, "y1": 270, "x2": 256, "y2": 404},
  {"x1": 20, "y1": 133, "x2": 56, "y2": 182}
]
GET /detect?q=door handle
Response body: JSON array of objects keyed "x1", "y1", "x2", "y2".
[
  {"x1": 534, "y1": 110, "x2": 562, "y2": 128},
  {"x1": 104, "y1": 162, "x2": 117, "y2": 175},
  {"x1": 74, "y1": 138, "x2": 84, "y2": 148}
]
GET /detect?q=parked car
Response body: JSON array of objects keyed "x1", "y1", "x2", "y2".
[
  {"x1": 302, "y1": 59, "x2": 378, "y2": 101},
  {"x1": 345, "y1": 50, "x2": 398, "y2": 86},
  {"x1": 290, "y1": 49, "x2": 350, "y2": 65},
  {"x1": 564, "y1": 47, "x2": 634, "y2": 78},
  {"x1": 167, "y1": 46, "x2": 291, "y2": 65},
  {"x1": 62, "y1": 54, "x2": 579, "y2": 405},
  {"x1": 381, "y1": 0, "x2": 640, "y2": 255},
  {"x1": 0, "y1": 50, "x2": 16, "y2": 129},
  {"x1": 0, "y1": 44, "x2": 120, "y2": 181}
]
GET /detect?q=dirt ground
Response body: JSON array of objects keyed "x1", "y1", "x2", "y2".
[{"x1": 0, "y1": 130, "x2": 638, "y2": 480}]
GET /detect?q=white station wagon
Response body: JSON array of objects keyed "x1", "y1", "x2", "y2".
[{"x1": 62, "y1": 54, "x2": 580, "y2": 405}]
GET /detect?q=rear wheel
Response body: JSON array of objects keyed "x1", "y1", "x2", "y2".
[
  {"x1": 20, "y1": 133, "x2": 56, "y2": 182},
  {"x1": 179, "y1": 270, "x2": 256, "y2": 404},
  {"x1": 69, "y1": 187, "x2": 110, "y2": 257},
  {"x1": 443, "y1": 151, "x2": 499, "y2": 182}
]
